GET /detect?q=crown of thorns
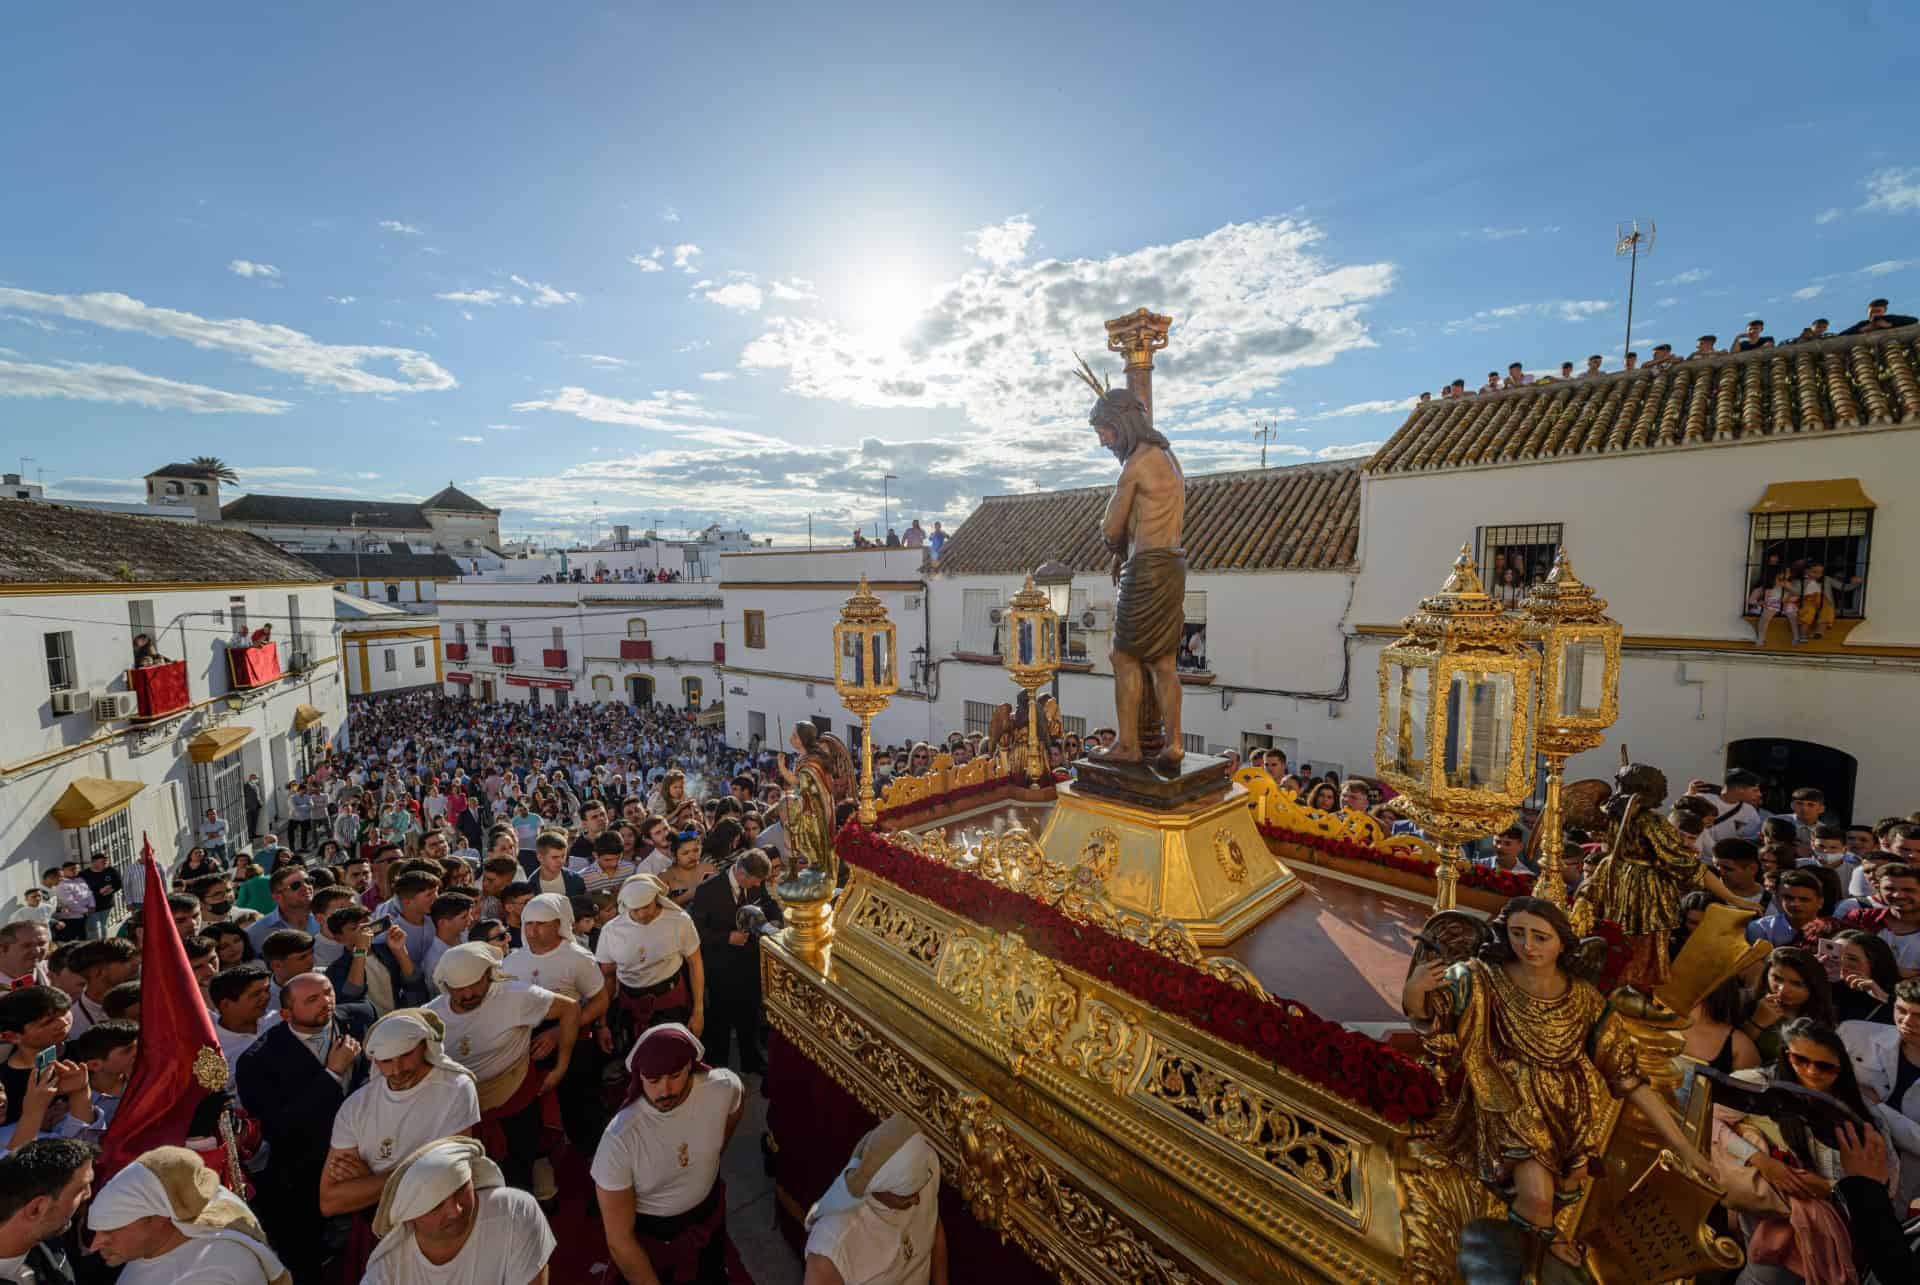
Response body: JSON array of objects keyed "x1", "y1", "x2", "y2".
[{"x1": 1069, "y1": 352, "x2": 1111, "y2": 398}]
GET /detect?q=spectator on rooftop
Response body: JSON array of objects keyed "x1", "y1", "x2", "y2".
[
  {"x1": 1841, "y1": 297, "x2": 1919, "y2": 335},
  {"x1": 1503, "y1": 362, "x2": 1531, "y2": 389},
  {"x1": 1731, "y1": 319, "x2": 1774, "y2": 353},
  {"x1": 1449, "y1": 378, "x2": 1467, "y2": 399},
  {"x1": 1623, "y1": 350, "x2": 1639, "y2": 371},
  {"x1": 1481, "y1": 371, "x2": 1502, "y2": 394},
  {"x1": 1791, "y1": 318, "x2": 1830, "y2": 343},
  {"x1": 1417, "y1": 390, "x2": 1432, "y2": 403},
  {"x1": 1557, "y1": 360, "x2": 1575, "y2": 381},
  {"x1": 901, "y1": 519, "x2": 925, "y2": 548},
  {"x1": 1580, "y1": 355, "x2": 1604, "y2": 378},
  {"x1": 1689, "y1": 334, "x2": 1719, "y2": 359},
  {"x1": 1646, "y1": 343, "x2": 1678, "y2": 368}
]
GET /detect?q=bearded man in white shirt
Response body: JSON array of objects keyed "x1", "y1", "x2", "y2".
[
  {"x1": 593, "y1": 1024, "x2": 746, "y2": 1285},
  {"x1": 86, "y1": 1146, "x2": 286, "y2": 1285},
  {"x1": 803, "y1": 1113, "x2": 949, "y2": 1285}
]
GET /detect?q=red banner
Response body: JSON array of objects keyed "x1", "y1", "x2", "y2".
[
  {"x1": 445, "y1": 672, "x2": 473, "y2": 684},
  {"x1": 504, "y1": 675, "x2": 573, "y2": 690}
]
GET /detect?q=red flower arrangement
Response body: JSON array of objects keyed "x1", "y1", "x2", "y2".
[
  {"x1": 1256, "y1": 822, "x2": 1537, "y2": 898},
  {"x1": 836, "y1": 822, "x2": 1440, "y2": 1124}
]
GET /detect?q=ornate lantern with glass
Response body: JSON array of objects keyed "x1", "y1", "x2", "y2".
[
  {"x1": 1518, "y1": 551, "x2": 1622, "y2": 907},
  {"x1": 1002, "y1": 576, "x2": 1061, "y2": 784},
  {"x1": 833, "y1": 574, "x2": 898, "y2": 827},
  {"x1": 1377, "y1": 546, "x2": 1539, "y2": 910}
]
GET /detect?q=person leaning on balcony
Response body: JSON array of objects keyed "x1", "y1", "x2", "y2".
[
  {"x1": 130, "y1": 633, "x2": 168, "y2": 667},
  {"x1": 247, "y1": 622, "x2": 273, "y2": 648}
]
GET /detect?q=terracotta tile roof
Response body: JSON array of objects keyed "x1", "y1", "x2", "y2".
[
  {"x1": 299, "y1": 551, "x2": 468, "y2": 579},
  {"x1": 935, "y1": 460, "x2": 1361, "y2": 575},
  {"x1": 421, "y1": 484, "x2": 498, "y2": 515},
  {"x1": 221, "y1": 494, "x2": 430, "y2": 528},
  {"x1": 145, "y1": 462, "x2": 227, "y2": 480},
  {"x1": 0, "y1": 503, "x2": 332, "y2": 586},
  {"x1": 1368, "y1": 324, "x2": 1920, "y2": 476}
]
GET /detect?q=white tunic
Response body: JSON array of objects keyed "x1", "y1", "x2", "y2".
[
  {"x1": 331, "y1": 1066, "x2": 481, "y2": 1171},
  {"x1": 423, "y1": 983, "x2": 554, "y2": 1083},
  {"x1": 590, "y1": 1069, "x2": 743, "y2": 1216},
  {"x1": 117, "y1": 1237, "x2": 272, "y2": 1284},
  {"x1": 502, "y1": 942, "x2": 605, "y2": 1004},
  {"x1": 594, "y1": 908, "x2": 699, "y2": 989},
  {"x1": 805, "y1": 1199, "x2": 940, "y2": 1285},
  {"x1": 361, "y1": 1185, "x2": 556, "y2": 1285}
]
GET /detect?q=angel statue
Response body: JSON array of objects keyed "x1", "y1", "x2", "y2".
[
  {"x1": 773, "y1": 720, "x2": 856, "y2": 899},
  {"x1": 1402, "y1": 897, "x2": 1714, "y2": 1272},
  {"x1": 1573, "y1": 758, "x2": 1759, "y2": 995}
]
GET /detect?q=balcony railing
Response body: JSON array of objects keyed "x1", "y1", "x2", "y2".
[
  {"x1": 542, "y1": 648, "x2": 568, "y2": 669},
  {"x1": 619, "y1": 639, "x2": 653, "y2": 661},
  {"x1": 713, "y1": 642, "x2": 726, "y2": 664},
  {"x1": 228, "y1": 643, "x2": 283, "y2": 690},
  {"x1": 491, "y1": 645, "x2": 515, "y2": 664},
  {"x1": 128, "y1": 660, "x2": 190, "y2": 719},
  {"x1": 445, "y1": 643, "x2": 469, "y2": 661}
]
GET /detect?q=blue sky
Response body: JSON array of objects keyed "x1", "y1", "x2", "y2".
[{"x1": 4, "y1": 1, "x2": 1916, "y2": 543}]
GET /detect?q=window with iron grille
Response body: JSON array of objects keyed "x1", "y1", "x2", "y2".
[
  {"x1": 384, "y1": 649, "x2": 397, "y2": 673},
  {"x1": 1477, "y1": 523, "x2": 1564, "y2": 607},
  {"x1": 1182, "y1": 732, "x2": 1207, "y2": 755},
  {"x1": 44, "y1": 631, "x2": 77, "y2": 692},
  {"x1": 414, "y1": 645, "x2": 427, "y2": 667},
  {"x1": 1065, "y1": 589, "x2": 1090, "y2": 663},
  {"x1": 963, "y1": 700, "x2": 995, "y2": 736},
  {"x1": 475, "y1": 621, "x2": 488, "y2": 648},
  {"x1": 1744, "y1": 508, "x2": 1871, "y2": 621},
  {"x1": 1061, "y1": 715, "x2": 1087, "y2": 738},
  {"x1": 744, "y1": 610, "x2": 767, "y2": 649},
  {"x1": 961, "y1": 590, "x2": 1000, "y2": 655},
  {"x1": 67, "y1": 808, "x2": 135, "y2": 926}
]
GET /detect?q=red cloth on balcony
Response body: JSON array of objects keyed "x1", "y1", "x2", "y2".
[
  {"x1": 131, "y1": 660, "x2": 189, "y2": 716},
  {"x1": 445, "y1": 643, "x2": 469, "y2": 660},
  {"x1": 620, "y1": 640, "x2": 652, "y2": 660},
  {"x1": 229, "y1": 644, "x2": 281, "y2": 689},
  {"x1": 542, "y1": 648, "x2": 568, "y2": 668}
]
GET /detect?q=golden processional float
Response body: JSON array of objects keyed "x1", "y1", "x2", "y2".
[{"x1": 761, "y1": 311, "x2": 1765, "y2": 1285}]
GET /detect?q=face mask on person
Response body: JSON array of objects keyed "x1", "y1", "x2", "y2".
[{"x1": 204, "y1": 899, "x2": 234, "y2": 917}]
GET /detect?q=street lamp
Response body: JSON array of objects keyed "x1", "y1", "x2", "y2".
[
  {"x1": 1376, "y1": 546, "x2": 1540, "y2": 910},
  {"x1": 1032, "y1": 560, "x2": 1074, "y2": 705},
  {"x1": 1518, "y1": 551, "x2": 1622, "y2": 907},
  {"x1": 1002, "y1": 576, "x2": 1061, "y2": 785},
  {"x1": 882, "y1": 473, "x2": 899, "y2": 540},
  {"x1": 833, "y1": 574, "x2": 898, "y2": 827}
]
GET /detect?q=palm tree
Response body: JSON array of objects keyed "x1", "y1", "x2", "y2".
[{"x1": 189, "y1": 456, "x2": 240, "y2": 485}]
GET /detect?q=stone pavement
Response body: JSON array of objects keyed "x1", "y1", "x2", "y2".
[{"x1": 723, "y1": 1067, "x2": 804, "y2": 1284}]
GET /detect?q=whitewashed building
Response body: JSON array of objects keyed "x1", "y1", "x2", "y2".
[
  {"x1": 436, "y1": 581, "x2": 725, "y2": 709},
  {"x1": 339, "y1": 594, "x2": 442, "y2": 697},
  {"x1": 0, "y1": 504, "x2": 344, "y2": 916}
]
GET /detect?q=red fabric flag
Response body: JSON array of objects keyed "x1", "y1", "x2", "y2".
[{"x1": 97, "y1": 833, "x2": 225, "y2": 1180}]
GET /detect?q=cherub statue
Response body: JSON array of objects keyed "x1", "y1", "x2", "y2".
[
  {"x1": 1402, "y1": 897, "x2": 1714, "y2": 1270},
  {"x1": 1574, "y1": 759, "x2": 1760, "y2": 993},
  {"x1": 774, "y1": 721, "x2": 856, "y2": 898}
]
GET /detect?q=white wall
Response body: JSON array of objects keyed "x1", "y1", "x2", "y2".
[
  {"x1": 343, "y1": 624, "x2": 441, "y2": 697},
  {"x1": 0, "y1": 583, "x2": 346, "y2": 914}
]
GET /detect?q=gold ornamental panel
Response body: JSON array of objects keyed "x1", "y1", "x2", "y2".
[{"x1": 846, "y1": 889, "x2": 948, "y2": 969}]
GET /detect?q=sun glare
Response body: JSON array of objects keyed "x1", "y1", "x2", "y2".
[{"x1": 845, "y1": 273, "x2": 934, "y2": 343}]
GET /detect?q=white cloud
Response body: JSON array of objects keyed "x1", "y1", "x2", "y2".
[
  {"x1": 1657, "y1": 268, "x2": 1710, "y2": 286},
  {"x1": 379, "y1": 220, "x2": 423, "y2": 235},
  {"x1": 1315, "y1": 441, "x2": 1382, "y2": 461},
  {"x1": 968, "y1": 215, "x2": 1036, "y2": 267},
  {"x1": 629, "y1": 247, "x2": 666, "y2": 273},
  {"x1": 1792, "y1": 284, "x2": 1825, "y2": 300},
  {"x1": 510, "y1": 275, "x2": 580, "y2": 307},
  {"x1": 741, "y1": 217, "x2": 1393, "y2": 444},
  {"x1": 513, "y1": 386, "x2": 781, "y2": 452},
  {"x1": 327, "y1": 295, "x2": 357, "y2": 304},
  {"x1": 1443, "y1": 299, "x2": 1613, "y2": 333},
  {"x1": 228, "y1": 259, "x2": 280, "y2": 280},
  {"x1": 0, "y1": 286, "x2": 456, "y2": 395},
  {"x1": 579, "y1": 353, "x2": 629, "y2": 368},
  {"x1": 1311, "y1": 396, "x2": 1416, "y2": 420},
  {"x1": 436, "y1": 289, "x2": 505, "y2": 305},
  {"x1": 769, "y1": 277, "x2": 816, "y2": 302},
  {"x1": 662, "y1": 206, "x2": 680, "y2": 223},
  {"x1": 1814, "y1": 208, "x2": 1843, "y2": 226},
  {"x1": 672, "y1": 244, "x2": 702, "y2": 274},
  {"x1": 456, "y1": 435, "x2": 483, "y2": 444},
  {"x1": 1859, "y1": 259, "x2": 1914, "y2": 277},
  {"x1": 703, "y1": 281, "x2": 764, "y2": 312},
  {"x1": 0, "y1": 358, "x2": 292, "y2": 413},
  {"x1": 1861, "y1": 168, "x2": 1920, "y2": 214},
  {"x1": 1655, "y1": 297, "x2": 1679, "y2": 309},
  {"x1": 698, "y1": 371, "x2": 735, "y2": 382},
  {"x1": 1475, "y1": 226, "x2": 1530, "y2": 241},
  {"x1": 486, "y1": 423, "x2": 523, "y2": 431}
]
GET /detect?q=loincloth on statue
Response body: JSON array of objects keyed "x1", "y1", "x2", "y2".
[{"x1": 1113, "y1": 548, "x2": 1187, "y2": 661}]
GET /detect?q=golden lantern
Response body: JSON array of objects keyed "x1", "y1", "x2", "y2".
[
  {"x1": 1001, "y1": 575, "x2": 1061, "y2": 785},
  {"x1": 1377, "y1": 546, "x2": 1539, "y2": 909},
  {"x1": 1518, "y1": 550, "x2": 1623, "y2": 906},
  {"x1": 833, "y1": 574, "x2": 898, "y2": 827}
]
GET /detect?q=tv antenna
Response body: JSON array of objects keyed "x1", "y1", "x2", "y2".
[
  {"x1": 1252, "y1": 421, "x2": 1278, "y2": 469},
  {"x1": 1615, "y1": 219, "x2": 1656, "y2": 360}
]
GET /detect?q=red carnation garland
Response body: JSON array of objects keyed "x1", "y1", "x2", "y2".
[
  {"x1": 837, "y1": 822, "x2": 1440, "y2": 1124},
  {"x1": 1255, "y1": 822, "x2": 1538, "y2": 898}
]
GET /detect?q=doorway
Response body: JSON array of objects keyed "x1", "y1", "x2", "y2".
[
  {"x1": 748, "y1": 710, "x2": 767, "y2": 746},
  {"x1": 682, "y1": 677, "x2": 703, "y2": 711},
  {"x1": 628, "y1": 675, "x2": 654, "y2": 706},
  {"x1": 1725, "y1": 738, "x2": 1858, "y2": 823},
  {"x1": 480, "y1": 679, "x2": 495, "y2": 701}
]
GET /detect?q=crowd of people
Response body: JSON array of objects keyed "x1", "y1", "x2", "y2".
[
  {"x1": 5, "y1": 684, "x2": 1916, "y2": 1281},
  {"x1": 1419, "y1": 296, "x2": 1917, "y2": 404}
]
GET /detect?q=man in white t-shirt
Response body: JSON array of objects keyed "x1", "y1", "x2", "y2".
[
  {"x1": 596, "y1": 875, "x2": 704, "y2": 1040},
  {"x1": 210, "y1": 964, "x2": 280, "y2": 1077},
  {"x1": 86, "y1": 1145, "x2": 284, "y2": 1284},
  {"x1": 502, "y1": 894, "x2": 610, "y2": 1185},
  {"x1": 424, "y1": 944, "x2": 577, "y2": 1194},
  {"x1": 592, "y1": 1025, "x2": 745, "y2": 1285},
  {"x1": 803, "y1": 1113, "x2": 949, "y2": 1285},
  {"x1": 322, "y1": 1009, "x2": 481, "y2": 1222},
  {"x1": 363, "y1": 1136, "x2": 555, "y2": 1285}
]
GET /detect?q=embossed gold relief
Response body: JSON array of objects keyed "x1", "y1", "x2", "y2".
[
  {"x1": 1212, "y1": 828, "x2": 1249, "y2": 883},
  {"x1": 877, "y1": 750, "x2": 1014, "y2": 814},
  {"x1": 1080, "y1": 825, "x2": 1120, "y2": 884},
  {"x1": 1393, "y1": 1136, "x2": 1504, "y2": 1285},
  {"x1": 936, "y1": 933, "x2": 1080, "y2": 1079},
  {"x1": 846, "y1": 890, "x2": 948, "y2": 968},
  {"x1": 1066, "y1": 997, "x2": 1140, "y2": 1092},
  {"x1": 1138, "y1": 1040, "x2": 1360, "y2": 1216}
]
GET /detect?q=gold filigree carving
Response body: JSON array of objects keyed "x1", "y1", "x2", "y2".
[
  {"x1": 936, "y1": 933, "x2": 1079, "y2": 1078},
  {"x1": 1139, "y1": 1041, "x2": 1360, "y2": 1217},
  {"x1": 1212, "y1": 828, "x2": 1249, "y2": 883},
  {"x1": 1080, "y1": 826, "x2": 1120, "y2": 884},
  {"x1": 1394, "y1": 1135, "x2": 1505, "y2": 1285},
  {"x1": 1066, "y1": 997, "x2": 1140, "y2": 1092},
  {"x1": 847, "y1": 891, "x2": 947, "y2": 968}
]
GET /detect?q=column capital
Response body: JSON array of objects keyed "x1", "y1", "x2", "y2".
[{"x1": 1104, "y1": 308, "x2": 1172, "y2": 370}]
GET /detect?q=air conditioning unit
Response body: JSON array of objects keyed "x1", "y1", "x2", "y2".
[
  {"x1": 50, "y1": 689, "x2": 92, "y2": 715},
  {"x1": 1080, "y1": 606, "x2": 1112, "y2": 631},
  {"x1": 94, "y1": 692, "x2": 140, "y2": 719}
]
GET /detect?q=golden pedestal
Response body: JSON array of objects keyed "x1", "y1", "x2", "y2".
[{"x1": 1035, "y1": 780, "x2": 1301, "y2": 945}]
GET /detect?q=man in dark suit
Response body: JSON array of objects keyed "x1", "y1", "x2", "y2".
[
  {"x1": 244, "y1": 773, "x2": 265, "y2": 847},
  {"x1": 0, "y1": 1137, "x2": 94, "y2": 1285},
  {"x1": 687, "y1": 848, "x2": 781, "y2": 1074},
  {"x1": 235, "y1": 972, "x2": 372, "y2": 1283}
]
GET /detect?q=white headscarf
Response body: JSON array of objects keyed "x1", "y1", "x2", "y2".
[
  {"x1": 521, "y1": 892, "x2": 575, "y2": 934},
  {"x1": 367, "y1": 1137, "x2": 504, "y2": 1272},
  {"x1": 804, "y1": 1116, "x2": 941, "y2": 1285},
  {"x1": 433, "y1": 940, "x2": 508, "y2": 990},
  {"x1": 618, "y1": 873, "x2": 668, "y2": 910},
  {"x1": 364, "y1": 1008, "x2": 474, "y2": 1080},
  {"x1": 88, "y1": 1148, "x2": 290, "y2": 1285}
]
